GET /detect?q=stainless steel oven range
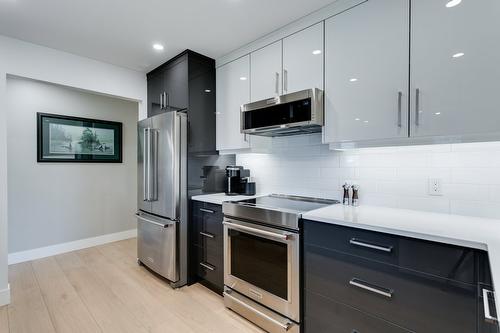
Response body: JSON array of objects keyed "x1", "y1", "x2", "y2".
[{"x1": 222, "y1": 194, "x2": 338, "y2": 333}]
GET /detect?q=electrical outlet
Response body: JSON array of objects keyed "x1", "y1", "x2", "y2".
[{"x1": 428, "y1": 178, "x2": 443, "y2": 196}]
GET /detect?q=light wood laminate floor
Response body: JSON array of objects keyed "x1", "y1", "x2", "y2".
[{"x1": 0, "y1": 238, "x2": 264, "y2": 333}]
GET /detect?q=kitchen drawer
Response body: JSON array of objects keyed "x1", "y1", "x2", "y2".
[
  {"x1": 305, "y1": 244, "x2": 477, "y2": 333},
  {"x1": 303, "y1": 220, "x2": 475, "y2": 284},
  {"x1": 195, "y1": 245, "x2": 223, "y2": 293},
  {"x1": 305, "y1": 290, "x2": 413, "y2": 333},
  {"x1": 194, "y1": 239, "x2": 223, "y2": 268}
]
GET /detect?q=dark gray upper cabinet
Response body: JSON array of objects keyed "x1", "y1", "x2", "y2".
[{"x1": 147, "y1": 50, "x2": 216, "y2": 154}]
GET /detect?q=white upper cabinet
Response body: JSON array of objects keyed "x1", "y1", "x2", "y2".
[
  {"x1": 324, "y1": 0, "x2": 410, "y2": 143},
  {"x1": 216, "y1": 55, "x2": 250, "y2": 151},
  {"x1": 410, "y1": 0, "x2": 500, "y2": 138},
  {"x1": 250, "y1": 40, "x2": 283, "y2": 102},
  {"x1": 283, "y1": 22, "x2": 324, "y2": 93}
]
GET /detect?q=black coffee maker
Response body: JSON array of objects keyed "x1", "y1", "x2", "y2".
[{"x1": 225, "y1": 166, "x2": 254, "y2": 196}]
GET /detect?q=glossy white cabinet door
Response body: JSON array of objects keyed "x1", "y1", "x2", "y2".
[
  {"x1": 216, "y1": 56, "x2": 250, "y2": 151},
  {"x1": 410, "y1": 0, "x2": 500, "y2": 138},
  {"x1": 283, "y1": 22, "x2": 324, "y2": 93},
  {"x1": 250, "y1": 40, "x2": 283, "y2": 102},
  {"x1": 324, "y1": 0, "x2": 409, "y2": 143}
]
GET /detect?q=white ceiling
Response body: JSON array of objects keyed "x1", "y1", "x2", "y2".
[{"x1": 0, "y1": 0, "x2": 336, "y2": 72}]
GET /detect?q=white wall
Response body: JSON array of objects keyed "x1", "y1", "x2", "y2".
[
  {"x1": 0, "y1": 34, "x2": 147, "y2": 305},
  {"x1": 7, "y1": 77, "x2": 138, "y2": 253},
  {"x1": 237, "y1": 134, "x2": 500, "y2": 220}
]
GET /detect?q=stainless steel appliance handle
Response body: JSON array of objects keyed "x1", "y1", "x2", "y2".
[
  {"x1": 147, "y1": 128, "x2": 152, "y2": 201},
  {"x1": 199, "y1": 262, "x2": 215, "y2": 271},
  {"x1": 143, "y1": 128, "x2": 148, "y2": 201},
  {"x1": 223, "y1": 290, "x2": 293, "y2": 331},
  {"x1": 397, "y1": 91, "x2": 402, "y2": 128},
  {"x1": 136, "y1": 213, "x2": 174, "y2": 228},
  {"x1": 415, "y1": 88, "x2": 420, "y2": 126},
  {"x1": 199, "y1": 232, "x2": 214, "y2": 239},
  {"x1": 160, "y1": 93, "x2": 163, "y2": 109},
  {"x1": 199, "y1": 208, "x2": 215, "y2": 214},
  {"x1": 275, "y1": 72, "x2": 279, "y2": 95},
  {"x1": 483, "y1": 288, "x2": 498, "y2": 322},
  {"x1": 223, "y1": 221, "x2": 292, "y2": 241},
  {"x1": 150, "y1": 129, "x2": 158, "y2": 201},
  {"x1": 164, "y1": 92, "x2": 168, "y2": 108},
  {"x1": 350, "y1": 238, "x2": 393, "y2": 253},
  {"x1": 349, "y1": 278, "x2": 393, "y2": 298}
]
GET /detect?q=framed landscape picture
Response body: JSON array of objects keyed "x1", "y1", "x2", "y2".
[{"x1": 37, "y1": 113, "x2": 122, "y2": 163}]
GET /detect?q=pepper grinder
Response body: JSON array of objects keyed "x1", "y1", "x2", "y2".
[
  {"x1": 342, "y1": 182, "x2": 350, "y2": 205},
  {"x1": 351, "y1": 184, "x2": 359, "y2": 207}
]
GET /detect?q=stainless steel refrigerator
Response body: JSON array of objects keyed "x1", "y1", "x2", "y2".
[{"x1": 136, "y1": 111, "x2": 187, "y2": 288}]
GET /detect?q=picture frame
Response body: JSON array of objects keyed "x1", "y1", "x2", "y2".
[{"x1": 37, "y1": 113, "x2": 122, "y2": 163}]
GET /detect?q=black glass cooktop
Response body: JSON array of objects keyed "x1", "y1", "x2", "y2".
[{"x1": 237, "y1": 194, "x2": 339, "y2": 213}]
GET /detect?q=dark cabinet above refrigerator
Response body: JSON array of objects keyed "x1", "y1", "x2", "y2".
[{"x1": 147, "y1": 50, "x2": 216, "y2": 155}]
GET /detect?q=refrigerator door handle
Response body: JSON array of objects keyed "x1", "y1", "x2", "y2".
[
  {"x1": 150, "y1": 129, "x2": 159, "y2": 201},
  {"x1": 143, "y1": 128, "x2": 149, "y2": 202},
  {"x1": 147, "y1": 128, "x2": 153, "y2": 201}
]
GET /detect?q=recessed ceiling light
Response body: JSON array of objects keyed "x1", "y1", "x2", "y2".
[
  {"x1": 363, "y1": 120, "x2": 369, "y2": 123},
  {"x1": 349, "y1": 78, "x2": 358, "y2": 82},
  {"x1": 446, "y1": 0, "x2": 461, "y2": 8},
  {"x1": 435, "y1": 112, "x2": 441, "y2": 115},
  {"x1": 239, "y1": 77, "x2": 247, "y2": 81},
  {"x1": 204, "y1": 89, "x2": 211, "y2": 93},
  {"x1": 355, "y1": 118, "x2": 360, "y2": 121},
  {"x1": 312, "y1": 50, "x2": 322, "y2": 55},
  {"x1": 452, "y1": 52, "x2": 465, "y2": 58},
  {"x1": 153, "y1": 43, "x2": 164, "y2": 51}
]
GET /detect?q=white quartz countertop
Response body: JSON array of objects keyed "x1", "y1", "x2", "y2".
[
  {"x1": 191, "y1": 193, "x2": 266, "y2": 205},
  {"x1": 302, "y1": 204, "x2": 500, "y2": 304}
]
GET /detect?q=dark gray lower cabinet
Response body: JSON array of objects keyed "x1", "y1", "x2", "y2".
[
  {"x1": 190, "y1": 200, "x2": 224, "y2": 294},
  {"x1": 303, "y1": 219, "x2": 499, "y2": 333},
  {"x1": 305, "y1": 291, "x2": 413, "y2": 333}
]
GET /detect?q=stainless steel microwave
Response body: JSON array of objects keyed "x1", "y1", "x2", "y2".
[{"x1": 240, "y1": 88, "x2": 324, "y2": 137}]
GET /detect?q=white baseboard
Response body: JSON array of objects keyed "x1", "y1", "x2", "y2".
[
  {"x1": 0, "y1": 284, "x2": 10, "y2": 306},
  {"x1": 8, "y1": 229, "x2": 137, "y2": 265}
]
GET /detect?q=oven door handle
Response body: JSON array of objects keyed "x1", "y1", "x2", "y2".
[{"x1": 223, "y1": 222, "x2": 292, "y2": 241}]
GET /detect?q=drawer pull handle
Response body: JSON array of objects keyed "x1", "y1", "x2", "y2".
[
  {"x1": 199, "y1": 231, "x2": 214, "y2": 239},
  {"x1": 350, "y1": 238, "x2": 393, "y2": 253},
  {"x1": 349, "y1": 278, "x2": 393, "y2": 299},
  {"x1": 200, "y1": 262, "x2": 215, "y2": 271},
  {"x1": 200, "y1": 208, "x2": 215, "y2": 214},
  {"x1": 483, "y1": 288, "x2": 498, "y2": 323}
]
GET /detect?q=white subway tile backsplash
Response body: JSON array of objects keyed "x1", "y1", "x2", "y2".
[{"x1": 235, "y1": 136, "x2": 500, "y2": 219}]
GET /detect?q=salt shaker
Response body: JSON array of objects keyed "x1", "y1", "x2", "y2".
[
  {"x1": 342, "y1": 183, "x2": 350, "y2": 205},
  {"x1": 351, "y1": 184, "x2": 359, "y2": 207}
]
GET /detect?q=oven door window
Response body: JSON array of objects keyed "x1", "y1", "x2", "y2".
[{"x1": 229, "y1": 230, "x2": 288, "y2": 300}]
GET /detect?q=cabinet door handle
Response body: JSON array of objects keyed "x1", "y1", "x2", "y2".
[
  {"x1": 350, "y1": 238, "x2": 393, "y2": 253},
  {"x1": 349, "y1": 278, "x2": 393, "y2": 298},
  {"x1": 159, "y1": 93, "x2": 163, "y2": 109},
  {"x1": 483, "y1": 289, "x2": 498, "y2": 323},
  {"x1": 415, "y1": 88, "x2": 420, "y2": 126},
  {"x1": 200, "y1": 262, "x2": 215, "y2": 271},
  {"x1": 275, "y1": 72, "x2": 280, "y2": 95},
  {"x1": 164, "y1": 92, "x2": 168, "y2": 108},
  {"x1": 283, "y1": 69, "x2": 288, "y2": 92},
  {"x1": 199, "y1": 208, "x2": 215, "y2": 214},
  {"x1": 397, "y1": 91, "x2": 402, "y2": 128},
  {"x1": 199, "y1": 231, "x2": 214, "y2": 239}
]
